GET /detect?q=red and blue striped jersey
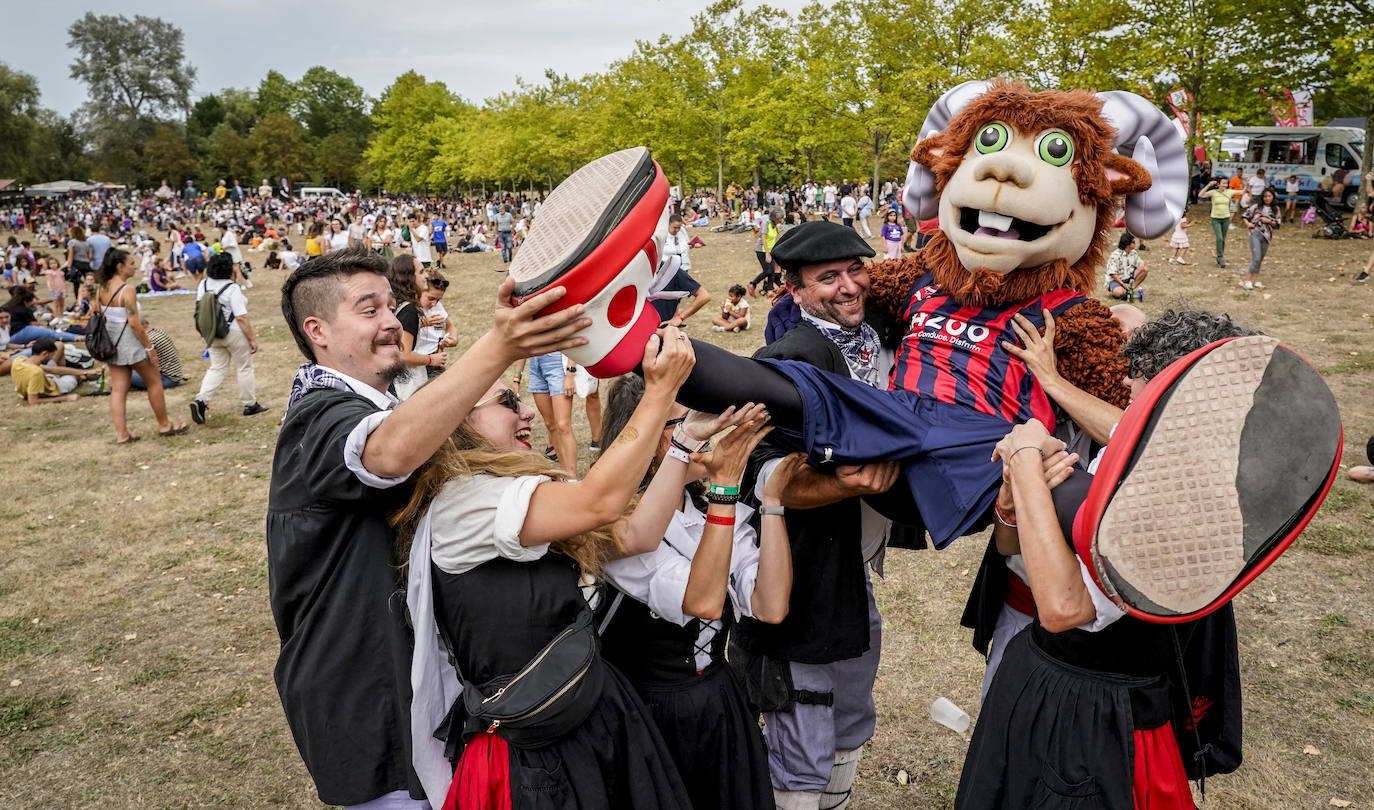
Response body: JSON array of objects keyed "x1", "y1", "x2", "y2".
[{"x1": 890, "y1": 272, "x2": 1089, "y2": 431}]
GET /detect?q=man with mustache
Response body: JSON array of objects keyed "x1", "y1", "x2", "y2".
[
  {"x1": 733, "y1": 221, "x2": 905, "y2": 810},
  {"x1": 267, "y1": 247, "x2": 590, "y2": 809}
]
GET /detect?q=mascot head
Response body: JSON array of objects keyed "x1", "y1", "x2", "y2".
[{"x1": 902, "y1": 80, "x2": 1187, "y2": 307}]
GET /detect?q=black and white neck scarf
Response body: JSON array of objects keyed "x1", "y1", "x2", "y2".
[
  {"x1": 807, "y1": 315, "x2": 883, "y2": 388},
  {"x1": 286, "y1": 363, "x2": 359, "y2": 410}
]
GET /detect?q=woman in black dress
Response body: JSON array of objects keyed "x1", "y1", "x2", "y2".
[
  {"x1": 956, "y1": 419, "x2": 1196, "y2": 810},
  {"x1": 598, "y1": 376, "x2": 803, "y2": 810},
  {"x1": 395, "y1": 330, "x2": 697, "y2": 810},
  {"x1": 386, "y1": 254, "x2": 439, "y2": 399}
]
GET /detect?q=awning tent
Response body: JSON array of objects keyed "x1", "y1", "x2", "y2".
[{"x1": 25, "y1": 180, "x2": 92, "y2": 197}]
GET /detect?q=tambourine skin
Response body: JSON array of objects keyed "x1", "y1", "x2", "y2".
[
  {"x1": 506, "y1": 149, "x2": 672, "y2": 377},
  {"x1": 1073, "y1": 336, "x2": 1342, "y2": 624}
]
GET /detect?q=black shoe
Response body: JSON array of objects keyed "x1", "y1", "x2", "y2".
[
  {"x1": 189, "y1": 399, "x2": 207, "y2": 424},
  {"x1": 1357, "y1": 271, "x2": 1370, "y2": 283},
  {"x1": 243, "y1": 402, "x2": 269, "y2": 417}
]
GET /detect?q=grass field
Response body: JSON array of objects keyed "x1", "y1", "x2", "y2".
[{"x1": 2, "y1": 209, "x2": 1372, "y2": 809}]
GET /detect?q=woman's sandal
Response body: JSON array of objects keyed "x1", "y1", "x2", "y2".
[
  {"x1": 158, "y1": 424, "x2": 190, "y2": 437},
  {"x1": 116, "y1": 435, "x2": 141, "y2": 445}
]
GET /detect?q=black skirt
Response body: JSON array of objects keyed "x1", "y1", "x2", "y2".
[
  {"x1": 631, "y1": 662, "x2": 775, "y2": 810},
  {"x1": 506, "y1": 662, "x2": 691, "y2": 810},
  {"x1": 956, "y1": 628, "x2": 1162, "y2": 810}
]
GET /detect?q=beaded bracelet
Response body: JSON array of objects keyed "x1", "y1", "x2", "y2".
[
  {"x1": 706, "y1": 491, "x2": 739, "y2": 505},
  {"x1": 994, "y1": 501, "x2": 1018, "y2": 529}
]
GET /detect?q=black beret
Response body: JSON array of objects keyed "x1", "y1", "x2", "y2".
[{"x1": 770, "y1": 220, "x2": 875, "y2": 272}]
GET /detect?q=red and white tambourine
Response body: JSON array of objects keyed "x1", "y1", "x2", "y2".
[
  {"x1": 509, "y1": 147, "x2": 671, "y2": 378},
  {"x1": 1073, "y1": 335, "x2": 1341, "y2": 623}
]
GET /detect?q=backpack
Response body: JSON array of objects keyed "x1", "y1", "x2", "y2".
[
  {"x1": 85, "y1": 283, "x2": 128, "y2": 362},
  {"x1": 194, "y1": 280, "x2": 235, "y2": 343}
]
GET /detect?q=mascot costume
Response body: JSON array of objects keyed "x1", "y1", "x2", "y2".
[{"x1": 511, "y1": 79, "x2": 1339, "y2": 621}]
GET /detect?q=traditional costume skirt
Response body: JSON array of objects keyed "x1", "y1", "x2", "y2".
[
  {"x1": 446, "y1": 662, "x2": 690, "y2": 810},
  {"x1": 956, "y1": 628, "x2": 1192, "y2": 810},
  {"x1": 630, "y1": 662, "x2": 774, "y2": 810}
]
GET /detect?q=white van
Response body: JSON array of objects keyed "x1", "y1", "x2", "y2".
[
  {"x1": 299, "y1": 186, "x2": 348, "y2": 201},
  {"x1": 1216, "y1": 126, "x2": 1365, "y2": 208}
]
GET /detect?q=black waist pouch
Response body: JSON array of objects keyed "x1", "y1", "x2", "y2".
[
  {"x1": 727, "y1": 632, "x2": 795, "y2": 713},
  {"x1": 463, "y1": 609, "x2": 605, "y2": 749}
]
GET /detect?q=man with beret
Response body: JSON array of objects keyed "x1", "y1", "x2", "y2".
[{"x1": 732, "y1": 220, "x2": 903, "y2": 810}]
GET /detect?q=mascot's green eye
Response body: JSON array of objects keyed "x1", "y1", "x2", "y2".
[
  {"x1": 1037, "y1": 131, "x2": 1074, "y2": 166},
  {"x1": 975, "y1": 123, "x2": 1010, "y2": 154}
]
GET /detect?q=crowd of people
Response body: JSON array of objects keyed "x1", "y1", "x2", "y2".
[{"x1": 2, "y1": 161, "x2": 1370, "y2": 810}]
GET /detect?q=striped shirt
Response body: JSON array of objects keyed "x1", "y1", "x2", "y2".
[
  {"x1": 891, "y1": 272, "x2": 1087, "y2": 430},
  {"x1": 147, "y1": 328, "x2": 185, "y2": 382}
]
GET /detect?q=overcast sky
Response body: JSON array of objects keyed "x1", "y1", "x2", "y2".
[{"x1": 14, "y1": 0, "x2": 811, "y2": 115}]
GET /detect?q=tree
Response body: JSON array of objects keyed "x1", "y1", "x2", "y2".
[
  {"x1": 186, "y1": 94, "x2": 226, "y2": 150},
  {"x1": 257, "y1": 71, "x2": 297, "y2": 118},
  {"x1": 0, "y1": 63, "x2": 40, "y2": 178},
  {"x1": 296, "y1": 66, "x2": 371, "y2": 143},
  {"x1": 252, "y1": 113, "x2": 310, "y2": 185},
  {"x1": 313, "y1": 131, "x2": 364, "y2": 189},
  {"x1": 206, "y1": 123, "x2": 254, "y2": 184},
  {"x1": 143, "y1": 124, "x2": 196, "y2": 184},
  {"x1": 67, "y1": 13, "x2": 196, "y2": 185},
  {"x1": 27, "y1": 110, "x2": 89, "y2": 182},
  {"x1": 365, "y1": 71, "x2": 466, "y2": 192},
  {"x1": 67, "y1": 13, "x2": 196, "y2": 120}
]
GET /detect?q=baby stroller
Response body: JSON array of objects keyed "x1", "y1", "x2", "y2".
[{"x1": 1311, "y1": 194, "x2": 1350, "y2": 239}]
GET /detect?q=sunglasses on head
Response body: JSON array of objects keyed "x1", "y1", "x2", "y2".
[{"x1": 477, "y1": 388, "x2": 521, "y2": 412}]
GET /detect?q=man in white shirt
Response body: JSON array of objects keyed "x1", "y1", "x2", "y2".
[
  {"x1": 661, "y1": 214, "x2": 692, "y2": 272},
  {"x1": 1246, "y1": 168, "x2": 1268, "y2": 202},
  {"x1": 822, "y1": 181, "x2": 838, "y2": 217},
  {"x1": 839, "y1": 189, "x2": 858, "y2": 230},
  {"x1": 407, "y1": 214, "x2": 432, "y2": 268},
  {"x1": 189, "y1": 253, "x2": 267, "y2": 423}
]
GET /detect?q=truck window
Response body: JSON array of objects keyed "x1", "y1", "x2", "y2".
[
  {"x1": 1326, "y1": 143, "x2": 1358, "y2": 170},
  {"x1": 1270, "y1": 137, "x2": 1316, "y2": 165}
]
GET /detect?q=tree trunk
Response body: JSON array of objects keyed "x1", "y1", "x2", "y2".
[
  {"x1": 1361, "y1": 104, "x2": 1374, "y2": 212},
  {"x1": 716, "y1": 152, "x2": 724, "y2": 208},
  {"x1": 752, "y1": 165, "x2": 760, "y2": 192},
  {"x1": 678, "y1": 159, "x2": 686, "y2": 199},
  {"x1": 872, "y1": 132, "x2": 882, "y2": 201}
]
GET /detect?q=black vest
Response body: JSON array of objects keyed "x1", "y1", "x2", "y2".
[
  {"x1": 600, "y1": 586, "x2": 731, "y2": 683},
  {"x1": 732, "y1": 322, "x2": 872, "y2": 665}
]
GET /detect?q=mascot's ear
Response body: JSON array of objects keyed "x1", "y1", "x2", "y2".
[
  {"x1": 1103, "y1": 153, "x2": 1152, "y2": 196},
  {"x1": 911, "y1": 134, "x2": 948, "y2": 167}
]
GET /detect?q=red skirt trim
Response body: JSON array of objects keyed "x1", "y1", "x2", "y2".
[
  {"x1": 1004, "y1": 572, "x2": 1036, "y2": 618},
  {"x1": 1132, "y1": 723, "x2": 1192, "y2": 810},
  {"x1": 445, "y1": 733, "x2": 512, "y2": 810}
]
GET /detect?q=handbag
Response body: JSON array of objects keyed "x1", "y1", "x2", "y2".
[
  {"x1": 85, "y1": 283, "x2": 128, "y2": 362},
  {"x1": 461, "y1": 609, "x2": 604, "y2": 748}
]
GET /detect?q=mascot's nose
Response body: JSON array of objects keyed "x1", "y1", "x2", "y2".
[{"x1": 973, "y1": 154, "x2": 1034, "y2": 189}]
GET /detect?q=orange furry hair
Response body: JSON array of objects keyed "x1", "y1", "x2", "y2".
[{"x1": 909, "y1": 80, "x2": 1151, "y2": 309}]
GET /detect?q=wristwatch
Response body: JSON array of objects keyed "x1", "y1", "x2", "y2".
[{"x1": 759, "y1": 505, "x2": 785, "y2": 517}]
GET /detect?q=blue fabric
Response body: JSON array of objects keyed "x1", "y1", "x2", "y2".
[
  {"x1": 130, "y1": 371, "x2": 180, "y2": 390},
  {"x1": 762, "y1": 358, "x2": 1008, "y2": 548},
  {"x1": 650, "y1": 268, "x2": 701, "y2": 322},
  {"x1": 526, "y1": 351, "x2": 567, "y2": 394},
  {"x1": 764, "y1": 294, "x2": 802, "y2": 345},
  {"x1": 9, "y1": 325, "x2": 79, "y2": 343}
]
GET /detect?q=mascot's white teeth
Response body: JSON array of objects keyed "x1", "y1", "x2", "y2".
[{"x1": 977, "y1": 210, "x2": 1014, "y2": 232}]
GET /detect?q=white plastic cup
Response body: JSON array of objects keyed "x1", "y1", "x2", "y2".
[{"x1": 930, "y1": 696, "x2": 970, "y2": 733}]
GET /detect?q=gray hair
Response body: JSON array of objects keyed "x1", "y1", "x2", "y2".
[{"x1": 1122, "y1": 308, "x2": 1262, "y2": 381}]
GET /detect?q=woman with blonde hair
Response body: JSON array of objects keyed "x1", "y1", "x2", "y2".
[{"x1": 395, "y1": 330, "x2": 699, "y2": 810}]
